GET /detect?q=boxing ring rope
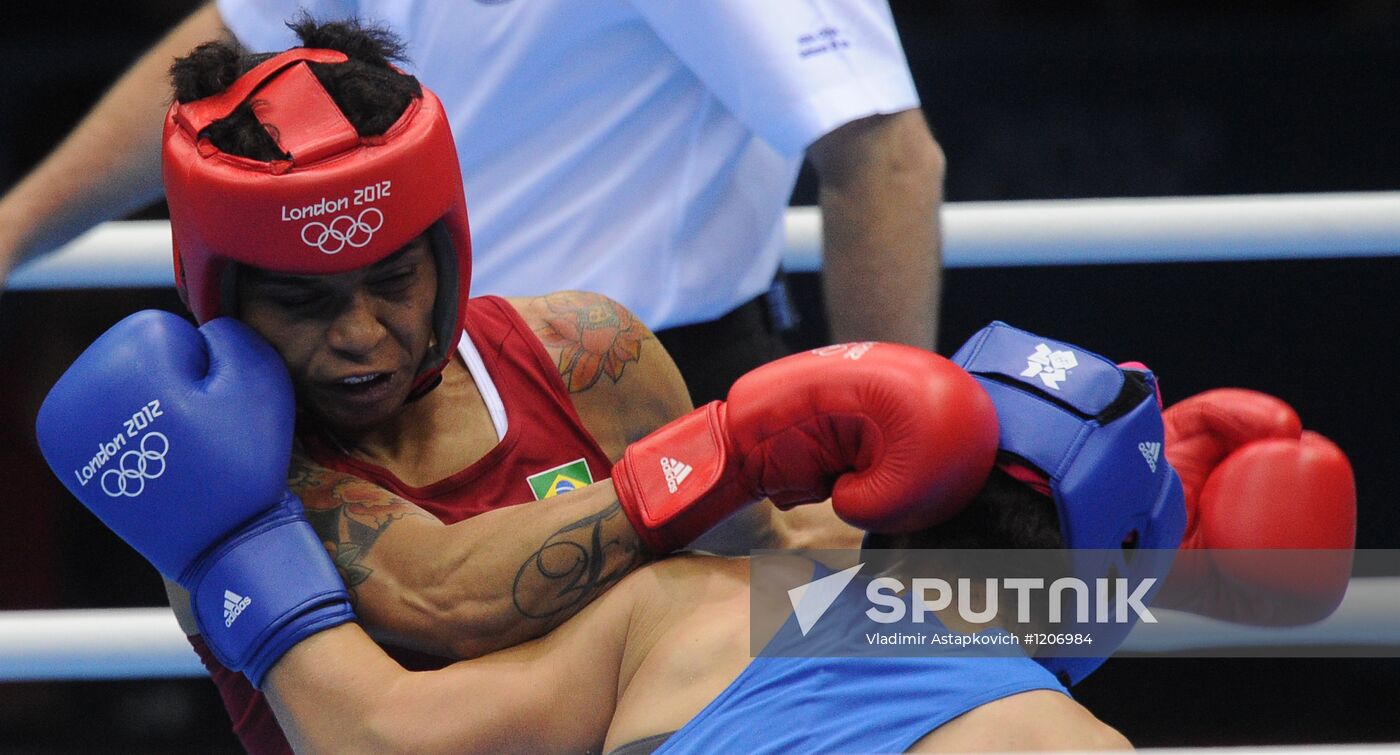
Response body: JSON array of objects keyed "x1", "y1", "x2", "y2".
[
  {"x1": 9, "y1": 191, "x2": 1400, "y2": 290},
  {"x1": 4, "y1": 190, "x2": 1398, "y2": 683}
]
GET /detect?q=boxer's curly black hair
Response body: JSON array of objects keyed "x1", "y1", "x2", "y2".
[
  {"x1": 865, "y1": 465, "x2": 1064, "y2": 552},
  {"x1": 169, "y1": 17, "x2": 421, "y2": 161},
  {"x1": 864, "y1": 466, "x2": 1067, "y2": 637}
]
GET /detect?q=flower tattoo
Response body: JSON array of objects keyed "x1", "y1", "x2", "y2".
[{"x1": 536, "y1": 291, "x2": 649, "y2": 393}]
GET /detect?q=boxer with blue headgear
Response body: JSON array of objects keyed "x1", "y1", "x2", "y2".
[
  {"x1": 864, "y1": 321, "x2": 1186, "y2": 686},
  {"x1": 949, "y1": 320, "x2": 1186, "y2": 685}
]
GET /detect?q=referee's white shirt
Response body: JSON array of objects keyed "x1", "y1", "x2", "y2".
[{"x1": 218, "y1": 0, "x2": 920, "y2": 329}]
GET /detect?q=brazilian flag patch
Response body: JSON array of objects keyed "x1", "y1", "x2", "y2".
[{"x1": 526, "y1": 458, "x2": 594, "y2": 500}]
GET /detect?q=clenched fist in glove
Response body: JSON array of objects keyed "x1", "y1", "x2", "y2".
[
  {"x1": 1156, "y1": 388, "x2": 1356, "y2": 624},
  {"x1": 37, "y1": 311, "x2": 354, "y2": 687},
  {"x1": 613, "y1": 342, "x2": 1001, "y2": 555}
]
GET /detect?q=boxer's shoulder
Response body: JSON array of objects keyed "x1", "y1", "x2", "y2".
[
  {"x1": 909, "y1": 689, "x2": 1129, "y2": 752},
  {"x1": 616, "y1": 554, "x2": 752, "y2": 630},
  {"x1": 507, "y1": 291, "x2": 662, "y2": 396},
  {"x1": 636, "y1": 553, "x2": 752, "y2": 594},
  {"x1": 509, "y1": 291, "x2": 692, "y2": 458}
]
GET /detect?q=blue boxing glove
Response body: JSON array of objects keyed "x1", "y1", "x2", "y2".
[{"x1": 36, "y1": 310, "x2": 354, "y2": 686}]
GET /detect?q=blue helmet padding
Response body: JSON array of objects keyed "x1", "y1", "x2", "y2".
[
  {"x1": 951, "y1": 321, "x2": 1187, "y2": 685},
  {"x1": 975, "y1": 382, "x2": 1087, "y2": 483},
  {"x1": 951, "y1": 321, "x2": 1124, "y2": 417},
  {"x1": 1058, "y1": 390, "x2": 1185, "y2": 551}
]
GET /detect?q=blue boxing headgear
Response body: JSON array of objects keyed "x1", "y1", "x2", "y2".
[{"x1": 950, "y1": 321, "x2": 1186, "y2": 685}]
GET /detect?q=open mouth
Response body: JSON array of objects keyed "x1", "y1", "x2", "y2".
[
  {"x1": 324, "y1": 371, "x2": 398, "y2": 403},
  {"x1": 340, "y1": 373, "x2": 388, "y2": 387}
]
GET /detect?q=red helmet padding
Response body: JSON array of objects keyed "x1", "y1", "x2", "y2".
[
  {"x1": 171, "y1": 49, "x2": 349, "y2": 136},
  {"x1": 163, "y1": 48, "x2": 472, "y2": 393},
  {"x1": 249, "y1": 62, "x2": 361, "y2": 164}
]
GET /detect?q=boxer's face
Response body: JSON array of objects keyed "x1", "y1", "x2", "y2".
[{"x1": 237, "y1": 235, "x2": 438, "y2": 435}]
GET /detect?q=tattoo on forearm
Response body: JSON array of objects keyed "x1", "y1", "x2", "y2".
[
  {"x1": 292, "y1": 462, "x2": 432, "y2": 606},
  {"x1": 534, "y1": 291, "x2": 650, "y2": 393},
  {"x1": 512, "y1": 502, "x2": 643, "y2": 619}
]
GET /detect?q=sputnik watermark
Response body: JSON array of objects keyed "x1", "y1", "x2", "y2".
[
  {"x1": 864, "y1": 576, "x2": 1158, "y2": 626},
  {"x1": 755, "y1": 548, "x2": 1391, "y2": 661},
  {"x1": 789, "y1": 567, "x2": 1157, "y2": 637}
]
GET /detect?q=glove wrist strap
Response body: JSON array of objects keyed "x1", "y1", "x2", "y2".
[
  {"x1": 186, "y1": 497, "x2": 355, "y2": 687},
  {"x1": 612, "y1": 401, "x2": 757, "y2": 554}
]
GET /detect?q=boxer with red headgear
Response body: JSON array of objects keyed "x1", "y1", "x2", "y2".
[
  {"x1": 164, "y1": 44, "x2": 470, "y2": 401},
  {"x1": 37, "y1": 21, "x2": 999, "y2": 753}
]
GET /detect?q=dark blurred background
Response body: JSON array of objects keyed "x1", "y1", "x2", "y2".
[{"x1": 1, "y1": 0, "x2": 1397, "y2": 751}]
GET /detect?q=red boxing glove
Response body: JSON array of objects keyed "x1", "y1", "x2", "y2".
[
  {"x1": 1163, "y1": 388, "x2": 1302, "y2": 546},
  {"x1": 611, "y1": 343, "x2": 1000, "y2": 554},
  {"x1": 1157, "y1": 389, "x2": 1356, "y2": 624}
]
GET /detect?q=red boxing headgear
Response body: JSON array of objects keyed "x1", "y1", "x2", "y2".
[{"x1": 163, "y1": 48, "x2": 472, "y2": 396}]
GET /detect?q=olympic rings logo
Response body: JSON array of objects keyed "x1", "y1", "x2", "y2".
[
  {"x1": 300, "y1": 208, "x2": 384, "y2": 255},
  {"x1": 101, "y1": 432, "x2": 170, "y2": 498}
]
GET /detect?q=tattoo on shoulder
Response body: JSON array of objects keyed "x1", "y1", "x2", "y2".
[
  {"x1": 286, "y1": 457, "x2": 326, "y2": 492},
  {"x1": 533, "y1": 291, "x2": 650, "y2": 393},
  {"x1": 512, "y1": 501, "x2": 643, "y2": 620},
  {"x1": 292, "y1": 465, "x2": 432, "y2": 605}
]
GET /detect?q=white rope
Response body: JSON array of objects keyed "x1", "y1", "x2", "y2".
[
  {"x1": 10, "y1": 220, "x2": 176, "y2": 291},
  {"x1": 9, "y1": 192, "x2": 1400, "y2": 290},
  {"x1": 1121, "y1": 577, "x2": 1400, "y2": 652},
  {"x1": 0, "y1": 607, "x2": 203, "y2": 680},
  {"x1": 787, "y1": 191, "x2": 1400, "y2": 272},
  {"x1": 2, "y1": 577, "x2": 1395, "y2": 681}
]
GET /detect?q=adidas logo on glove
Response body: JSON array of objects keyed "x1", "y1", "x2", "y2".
[
  {"x1": 224, "y1": 589, "x2": 252, "y2": 627},
  {"x1": 660, "y1": 456, "x2": 693, "y2": 493},
  {"x1": 1138, "y1": 441, "x2": 1161, "y2": 473}
]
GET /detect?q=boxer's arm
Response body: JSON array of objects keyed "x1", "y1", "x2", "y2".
[
  {"x1": 518, "y1": 292, "x2": 786, "y2": 552},
  {"x1": 0, "y1": 2, "x2": 227, "y2": 285},
  {"x1": 157, "y1": 462, "x2": 629, "y2": 707},
  {"x1": 289, "y1": 455, "x2": 644, "y2": 660},
  {"x1": 514, "y1": 292, "x2": 693, "y2": 463},
  {"x1": 517, "y1": 292, "x2": 863, "y2": 551},
  {"x1": 263, "y1": 566, "x2": 639, "y2": 754}
]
